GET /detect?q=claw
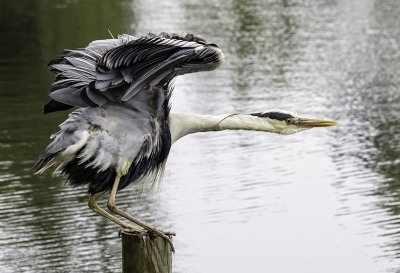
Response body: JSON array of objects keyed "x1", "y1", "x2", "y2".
[
  {"x1": 149, "y1": 228, "x2": 175, "y2": 253},
  {"x1": 119, "y1": 227, "x2": 146, "y2": 236},
  {"x1": 119, "y1": 227, "x2": 176, "y2": 253}
]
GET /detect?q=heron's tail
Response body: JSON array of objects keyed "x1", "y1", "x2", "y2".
[{"x1": 33, "y1": 129, "x2": 90, "y2": 176}]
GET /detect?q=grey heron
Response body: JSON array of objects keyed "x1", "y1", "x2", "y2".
[{"x1": 34, "y1": 32, "x2": 337, "y2": 252}]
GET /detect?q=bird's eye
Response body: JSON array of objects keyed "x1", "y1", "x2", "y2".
[{"x1": 286, "y1": 119, "x2": 292, "y2": 124}]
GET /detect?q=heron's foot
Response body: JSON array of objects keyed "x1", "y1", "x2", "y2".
[
  {"x1": 119, "y1": 227, "x2": 176, "y2": 236},
  {"x1": 118, "y1": 227, "x2": 144, "y2": 236},
  {"x1": 118, "y1": 227, "x2": 176, "y2": 252}
]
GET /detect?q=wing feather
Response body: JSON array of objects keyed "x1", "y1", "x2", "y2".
[
  {"x1": 44, "y1": 32, "x2": 224, "y2": 113},
  {"x1": 121, "y1": 54, "x2": 189, "y2": 101},
  {"x1": 49, "y1": 87, "x2": 87, "y2": 107}
]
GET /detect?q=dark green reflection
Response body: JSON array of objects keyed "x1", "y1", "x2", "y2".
[
  {"x1": 366, "y1": 1, "x2": 400, "y2": 258},
  {"x1": 323, "y1": 0, "x2": 400, "y2": 259},
  {"x1": 0, "y1": 1, "x2": 136, "y2": 272}
]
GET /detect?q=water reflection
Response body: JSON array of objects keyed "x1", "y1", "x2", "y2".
[
  {"x1": 312, "y1": 0, "x2": 400, "y2": 262},
  {"x1": 1, "y1": 0, "x2": 400, "y2": 272}
]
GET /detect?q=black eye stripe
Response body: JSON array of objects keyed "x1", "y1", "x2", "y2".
[{"x1": 250, "y1": 112, "x2": 293, "y2": 121}]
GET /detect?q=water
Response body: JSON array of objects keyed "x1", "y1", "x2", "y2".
[{"x1": 1, "y1": 0, "x2": 400, "y2": 272}]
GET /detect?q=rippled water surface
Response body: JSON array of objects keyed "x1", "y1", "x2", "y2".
[{"x1": 1, "y1": 0, "x2": 400, "y2": 272}]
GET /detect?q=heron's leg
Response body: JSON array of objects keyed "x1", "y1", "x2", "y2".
[
  {"x1": 107, "y1": 175, "x2": 175, "y2": 252},
  {"x1": 88, "y1": 195, "x2": 142, "y2": 232}
]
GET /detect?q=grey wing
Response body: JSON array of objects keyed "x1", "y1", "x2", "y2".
[
  {"x1": 44, "y1": 32, "x2": 224, "y2": 113},
  {"x1": 36, "y1": 32, "x2": 224, "y2": 193}
]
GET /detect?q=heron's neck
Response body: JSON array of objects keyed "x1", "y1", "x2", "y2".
[{"x1": 169, "y1": 113, "x2": 276, "y2": 143}]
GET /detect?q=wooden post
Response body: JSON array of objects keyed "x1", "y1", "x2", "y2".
[{"x1": 121, "y1": 232, "x2": 172, "y2": 273}]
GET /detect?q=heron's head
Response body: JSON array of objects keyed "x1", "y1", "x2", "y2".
[{"x1": 250, "y1": 109, "x2": 338, "y2": 135}]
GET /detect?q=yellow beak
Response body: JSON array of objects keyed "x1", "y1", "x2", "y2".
[{"x1": 296, "y1": 118, "x2": 338, "y2": 127}]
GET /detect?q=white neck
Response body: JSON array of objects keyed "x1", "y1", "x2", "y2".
[{"x1": 169, "y1": 113, "x2": 276, "y2": 143}]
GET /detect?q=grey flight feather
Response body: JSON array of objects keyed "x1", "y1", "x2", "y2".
[{"x1": 44, "y1": 32, "x2": 223, "y2": 113}]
